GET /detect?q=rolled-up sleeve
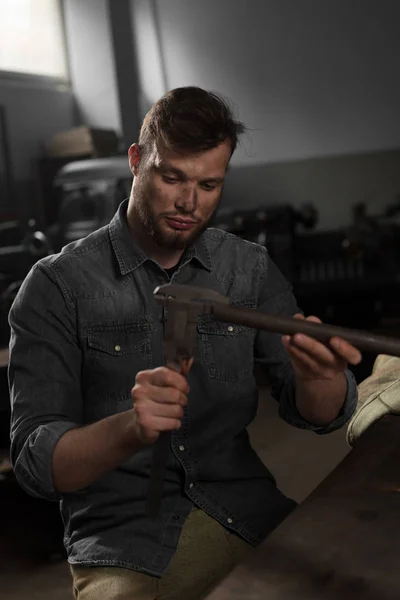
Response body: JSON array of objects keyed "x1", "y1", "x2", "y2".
[
  {"x1": 8, "y1": 260, "x2": 82, "y2": 501},
  {"x1": 255, "y1": 246, "x2": 358, "y2": 435},
  {"x1": 278, "y1": 367, "x2": 358, "y2": 434}
]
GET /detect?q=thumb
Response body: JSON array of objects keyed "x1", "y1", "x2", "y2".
[
  {"x1": 181, "y1": 356, "x2": 194, "y2": 376},
  {"x1": 293, "y1": 313, "x2": 305, "y2": 320}
]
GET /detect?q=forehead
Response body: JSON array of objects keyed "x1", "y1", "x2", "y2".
[{"x1": 149, "y1": 140, "x2": 231, "y2": 177}]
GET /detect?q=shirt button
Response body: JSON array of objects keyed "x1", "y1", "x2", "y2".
[
  {"x1": 179, "y1": 445, "x2": 185, "y2": 451},
  {"x1": 114, "y1": 345, "x2": 121, "y2": 352},
  {"x1": 189, "y1": 483, "x2": 194, "y2": 489},
  {"x1": 227, "y1": 326, "x2": 234, "y2": 332},
  {"x1": 227, "y1": 517, "x2": 233, "y2": 524}
]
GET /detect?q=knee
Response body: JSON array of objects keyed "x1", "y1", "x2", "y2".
[{"x1": 70, "y1": 565, "x2": 157, "y2": 600}]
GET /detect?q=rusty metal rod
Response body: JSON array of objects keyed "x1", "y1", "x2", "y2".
[{"x1": 210, "y1": 303, "x2": 400, "y2": 357}]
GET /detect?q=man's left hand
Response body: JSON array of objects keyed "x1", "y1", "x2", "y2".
[{"x1": 282, "y1": 314, "x2": 362, "y2": 382}]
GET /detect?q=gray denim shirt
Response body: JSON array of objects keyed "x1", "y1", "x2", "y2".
[{"x1": 8, "y1": 200, "x2": 357, "y2": 577}]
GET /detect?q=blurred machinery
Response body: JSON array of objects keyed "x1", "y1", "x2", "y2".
[
  {"x1": 0, "y1": 219, "x2": 52, "y2": 448},
  {"x1": 214, "y1": 198, "x2": 400, "y2": 329},
  {"x1": 0, "y1": 219, "x2": 51, "y2": 345},
  {"x1": 213, "y1": 203, "x2": 318, "y2": 282},
  {"x1": 213, "y1": 197, "x2": 400, "y2": 384},
  {"x1": 46, "y1": 157, "x2": 132, "y2": 252}
]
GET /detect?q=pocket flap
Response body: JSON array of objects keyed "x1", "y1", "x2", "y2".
[
  {"x1": 197, "y1": 318, "x2": 247, "y2": 336},
  {"x1": 197, "y1": 299, "x2": 255, "y2": 336},
  {"x1": 87, "y1": 319, "x2": 153, "y2": 356}
]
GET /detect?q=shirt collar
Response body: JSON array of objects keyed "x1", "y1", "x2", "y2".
[{"x1": 109, "y1": 200, "x2": 212, "y2": 275}]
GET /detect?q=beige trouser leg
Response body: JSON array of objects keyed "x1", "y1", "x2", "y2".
[{"x1": 71, "y1": 507, "x2": 253, "y2": 600}]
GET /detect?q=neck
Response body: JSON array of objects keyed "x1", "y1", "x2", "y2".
[{"x1": 155, "y1": 248, "x2": 184, "y2": 270}]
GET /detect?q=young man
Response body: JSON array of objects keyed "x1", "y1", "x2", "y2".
[{"x1": 9, "y1": 86, "x2": 361, "y2": 600}]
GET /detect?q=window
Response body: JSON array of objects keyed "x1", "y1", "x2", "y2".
[{"x1": 0, "y1": 0, "x2": 68, "y2": 79}]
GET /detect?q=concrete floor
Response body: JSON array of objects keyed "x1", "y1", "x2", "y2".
[{"x1": 0, "y1": 387, "x2": 352, "y2": 599}]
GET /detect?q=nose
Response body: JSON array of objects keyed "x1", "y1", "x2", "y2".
[{"x1": 175, "y1": 184, "x2": 197, "y2": 213}]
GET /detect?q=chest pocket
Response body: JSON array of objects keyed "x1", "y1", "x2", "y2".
[
  {"x1": 83, "y1": 318, "x2": 153, "y2": 407},
  {"x1": 197, "y1": 311, "x2": 255, "y2": 382}
]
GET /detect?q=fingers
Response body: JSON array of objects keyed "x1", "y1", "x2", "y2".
[
  {"x1": 136, "y1": 366, "x2": 190, "y2": 395},
  {"x1": 180, "y1": 356, "x2": 194, "y2": 376},
  {"x1": 330, "y1": 337, "x2": 362, "y2": 365},
  {"x1": 133, "y1": 371, "x2": 188, "y2": 408},
  {"x1": 283, "y1": 313, "x2": 363, "y2": 374},
  {"x1": 131, "y1": 366, "x2": 190, "y2": 441},
  {"x1": 283, "y1": 314, "x2": 335, "y2": 368},
  {"x1": 283, "y1": 331, "x2": 338, "y2": 368},
  {"x1": 141, "y1": 416, "x2": 182, "y2": 432},
  {"x1": 134, "y1": 396, "x2": 184, "y2": 422},
  {"x1": 293, "y1": 313, "x2": 305, "y2": 320},
  {"x1": 134, "y1": 383, "x2": 187, "y2": 407},
  {"x1": 283, "y1": 341, "x2": 339, "y2": 380},
  {"x1": 134, "y1": 406, "x2": 182, "y2": 437},
  {"x1": 285, "y1": 314, "x2": 333, "y2": 362},
  {"x1": 292, "y1": 313, "x2": 321, "y2": 323}
]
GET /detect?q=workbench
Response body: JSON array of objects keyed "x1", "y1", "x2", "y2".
[{"x1": 206, "y1": 415, "x2": 400, "y2": 600}]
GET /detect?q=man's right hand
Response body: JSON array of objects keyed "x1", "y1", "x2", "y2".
[
  {"x1": 52, "y1": 365, "x2": 191, "y2": 494},
  {"x1": 131, "y1": 366, "x2": 190, "y2": 445}
]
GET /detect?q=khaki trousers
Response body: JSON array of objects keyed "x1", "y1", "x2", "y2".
[{"x1": 70, "y1": 507, "x2": 253, "y2": 600}]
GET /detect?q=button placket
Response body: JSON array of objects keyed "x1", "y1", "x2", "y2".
[
  {"x1": 172, "y1": 407, "x2": 196, "y2": 492},
  {"x1": 173, "y1": 437, "x2": 196, "y2": 492}
]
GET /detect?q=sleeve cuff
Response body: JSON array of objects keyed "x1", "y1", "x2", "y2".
[
  {"x1": 12, "y1": 421, "x2": 79, "y2": 502},
  {"x1": 278, "y1": 368, "x2": 358, "y2": 435}
]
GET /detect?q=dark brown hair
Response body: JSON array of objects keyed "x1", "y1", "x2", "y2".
[{"x1": 138, "y1": 86, "x2": 245, "y2": 158}]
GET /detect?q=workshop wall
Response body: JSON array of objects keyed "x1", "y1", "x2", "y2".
[
  {"x1": 0, "y1": 76, "x2": 75, "y2": 218},
  {"x1": 221, "y1": 148, "x2": 400, "y2": 231},
  {"x1": 62, "y1": 0, "x2": 122, "y2": 134},
  {"x1": 130, "y1": 0, "x2": 168, "y2": 122},
  {"x1": 3, "y1": 1, "x2": 399, "y2": 228},
  {"x1": 130, "y1": 0, "x2": 400, "y2": 229},
  {"x1": 132, "y1": 0, "x2": 400, "y2": 165},
  {"x1": 63, "y1": 0, "x2": 141, "y2": 149},
  {"x1": 0, "y1": 0, "x2": 138, "y2": 221}
]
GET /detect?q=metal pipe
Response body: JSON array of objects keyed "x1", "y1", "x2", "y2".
[{"x1": 211, "y1": 303, "x2": 400, "y2": 357}]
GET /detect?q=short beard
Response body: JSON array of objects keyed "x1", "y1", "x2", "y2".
[{"x1": 134, "y1": 180, "x2": 215, "y2": 250}]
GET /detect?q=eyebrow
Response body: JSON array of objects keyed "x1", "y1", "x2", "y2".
[{"x1": 156, "y1": 164, "x2": 225, "y2": 184}]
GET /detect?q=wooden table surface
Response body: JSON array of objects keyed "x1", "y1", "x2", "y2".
[{"x1": 207, "y1": 415, "x2": 400, "y2": 600}]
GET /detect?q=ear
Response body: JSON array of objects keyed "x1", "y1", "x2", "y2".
[{"x1": 128, "y1": 143, "x2": 141, "y2": 175}]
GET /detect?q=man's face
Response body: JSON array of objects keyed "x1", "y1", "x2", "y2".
[{"x1": 130, "y1": 140, "x2": 231, "y2": 249}]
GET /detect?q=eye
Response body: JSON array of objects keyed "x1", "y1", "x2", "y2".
[
  {"x1": 162, "y1": 175, "x2": 179, "y2": 184},
  {"x1": 201, "y1": 183, "x2": 217, "y2": 191}
]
